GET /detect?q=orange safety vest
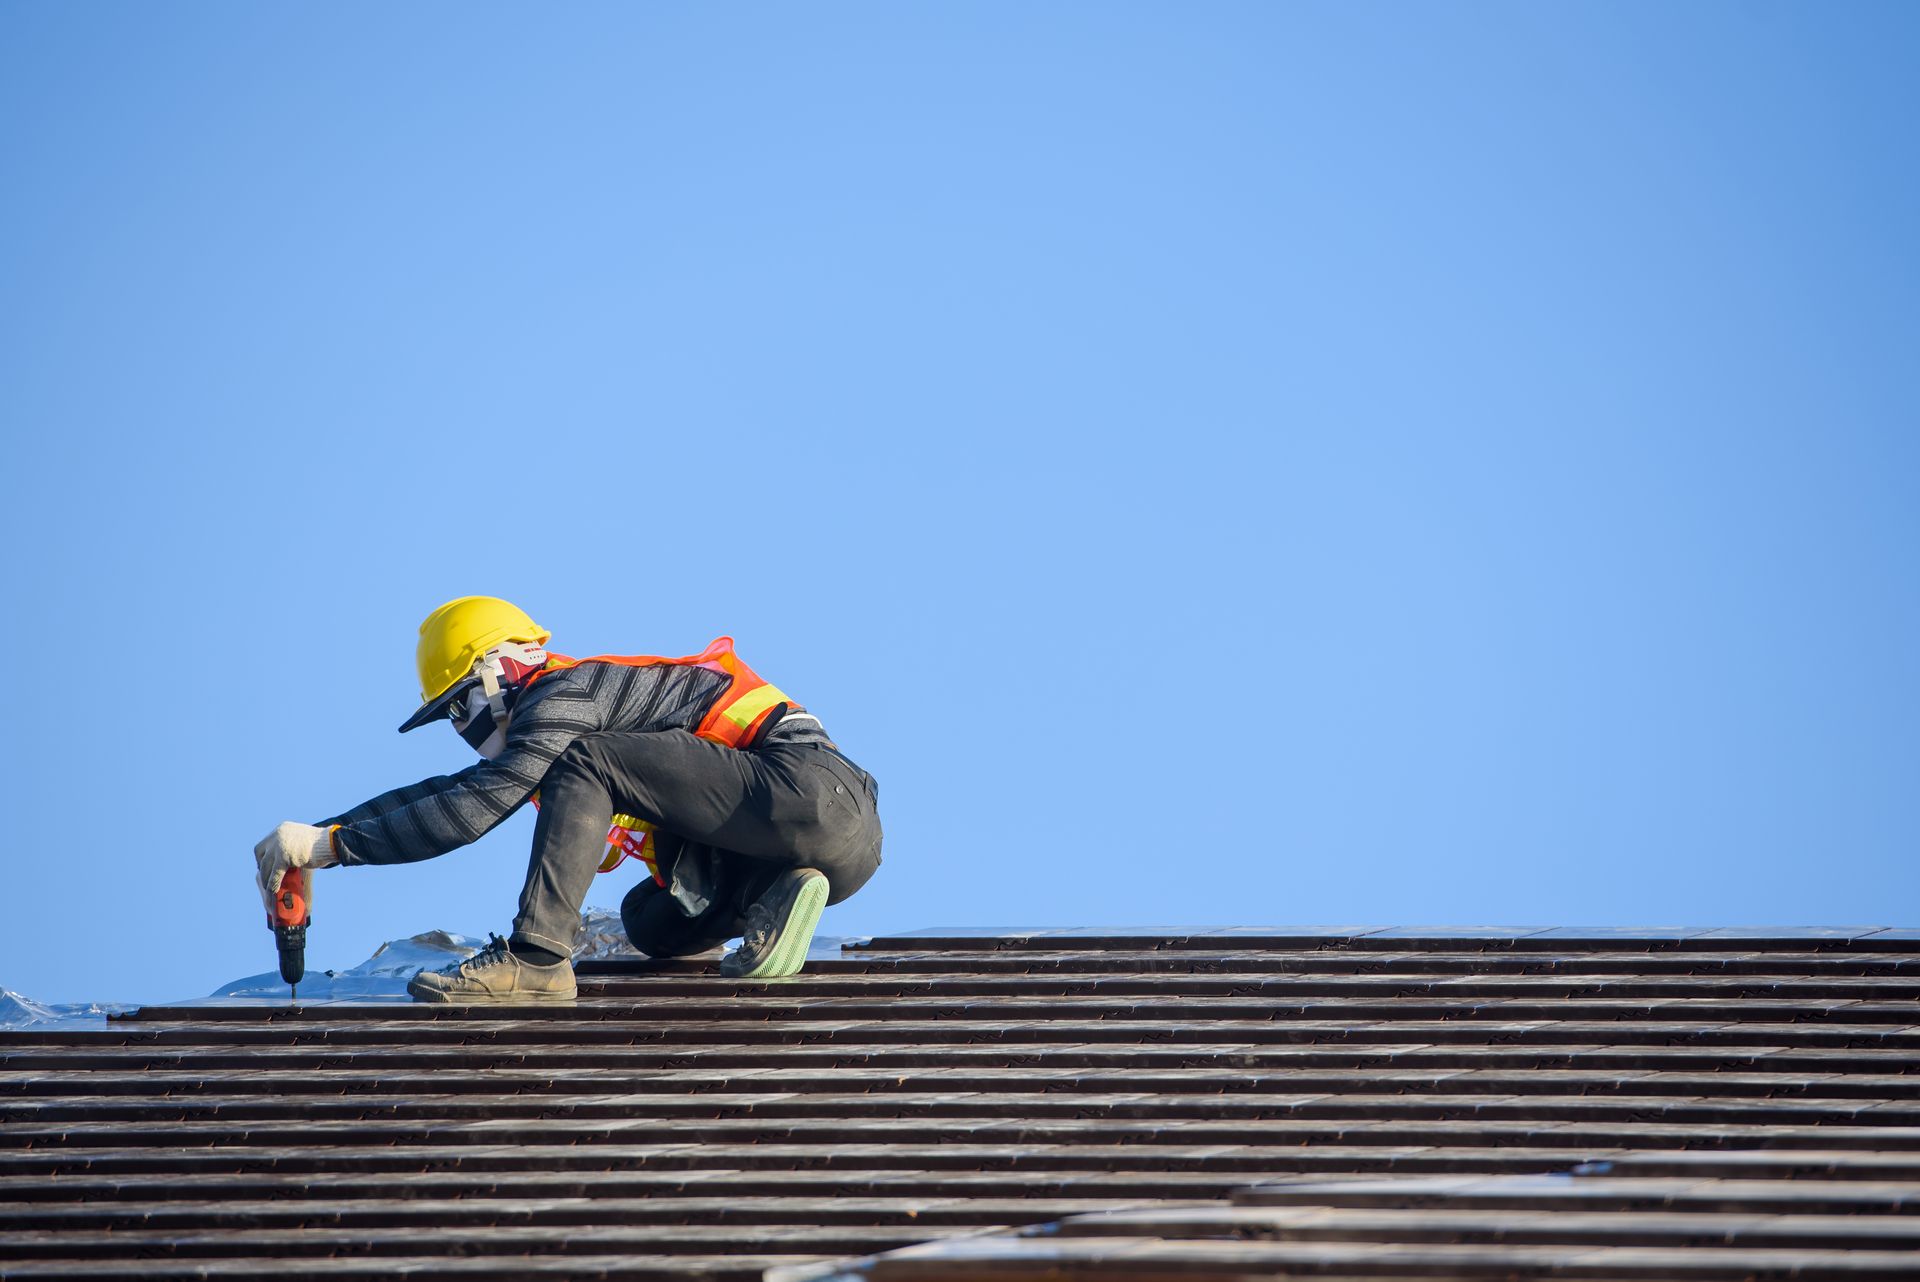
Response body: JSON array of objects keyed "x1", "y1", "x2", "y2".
[
  {"x1": 525, "y1": 636, "x2": 799, "y2": 750},
  {"x1": 522, "y1": 638, "x2": 800, "y2": 882}
]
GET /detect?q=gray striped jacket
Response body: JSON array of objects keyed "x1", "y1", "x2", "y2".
[{"x1": 319, "y1": 659, "x2": 832, "y2": 866}]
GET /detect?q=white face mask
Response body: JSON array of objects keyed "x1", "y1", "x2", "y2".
[
  {"x1": 473, "y1": 722, "x2": 507, "y2": 759},
  {"x1": 450, "y1": 685, "x2": 508, "y2": 759}
]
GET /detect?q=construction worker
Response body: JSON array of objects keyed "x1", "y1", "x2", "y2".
[{"x1": 251, "y1": 597, "x2": 882, "y2": 1002}]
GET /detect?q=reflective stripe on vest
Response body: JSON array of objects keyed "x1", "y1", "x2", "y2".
[{"x1": 605, "y1": 813, "x2": 662, "y2": 885}]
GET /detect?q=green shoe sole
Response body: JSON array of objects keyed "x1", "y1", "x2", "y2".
[{"x1": 736, "y1": 870, "x2": 829, "y2": 980}]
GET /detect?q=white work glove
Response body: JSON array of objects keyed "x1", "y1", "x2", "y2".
[{"x1": 253, "y1": 821, "x2": 339, "y2": 916}]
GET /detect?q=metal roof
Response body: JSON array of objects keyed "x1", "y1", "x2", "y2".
[{"x1": 3, "y1": 925, "x2": 1918, "y2": 1279}]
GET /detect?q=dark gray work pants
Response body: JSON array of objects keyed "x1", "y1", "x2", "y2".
[{"x1": 510, "y1": 730, "x2": 882, "y2": 958}]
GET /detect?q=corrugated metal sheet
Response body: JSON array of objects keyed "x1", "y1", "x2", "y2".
[{"x1": 3, "y1": 926, "x2": 1917, "y2": 1279}]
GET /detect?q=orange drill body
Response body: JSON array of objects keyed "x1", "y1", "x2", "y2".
[{"x1": 270, "y1": 867, "x2": 310, "y2": 995}]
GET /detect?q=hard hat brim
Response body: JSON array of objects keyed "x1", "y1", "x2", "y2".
[{"x1": 397, "y1": 679, "x2": 477, "y2": 734}]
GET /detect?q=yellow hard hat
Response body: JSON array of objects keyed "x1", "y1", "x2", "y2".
[{"x1": 399, "y1": 596, "x2": 551, "y2": 732}]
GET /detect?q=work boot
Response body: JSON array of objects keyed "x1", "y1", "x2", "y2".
[
  {"x1": 407, "y1": 934, "x2": 578, "y2": 1004},
  {"x1": 721, "y1": 868, "x2": 829, "y2": 980}
]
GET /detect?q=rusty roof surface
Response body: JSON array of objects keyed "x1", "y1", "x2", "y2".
[{"x1": 3, "y1": 926, "x2": 1919, "y2": 1279}]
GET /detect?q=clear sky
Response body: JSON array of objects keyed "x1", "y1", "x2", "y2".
[{"x1": 2, "y1": 3, "x2": 1915, "y2": 1006}]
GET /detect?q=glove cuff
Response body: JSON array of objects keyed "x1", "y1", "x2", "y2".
[{"x1": 312, "y1": 825, "x2": 343, "y2": 869}]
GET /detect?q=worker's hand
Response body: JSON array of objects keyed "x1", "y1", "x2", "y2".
[{"x1": 253, "y1": 821, "x2": 339, "y2": 915}]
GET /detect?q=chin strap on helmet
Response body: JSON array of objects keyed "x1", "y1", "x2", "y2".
[{"x1": 474, "y1": 640, "x2": 549, "y2": 725}]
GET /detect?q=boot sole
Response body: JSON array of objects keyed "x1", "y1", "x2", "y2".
[
  {"x1": 406, "y1": 978, "x2": 577, "y2": 1004},
  {"x1": 728, "y1": 870, "x2": 829, "y2": 980}
]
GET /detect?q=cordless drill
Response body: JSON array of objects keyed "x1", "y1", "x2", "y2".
[{"x1": 269, "y1": 867, "x2": 310, "y2": 1001}]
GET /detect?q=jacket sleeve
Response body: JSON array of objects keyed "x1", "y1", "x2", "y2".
[
  {"x1": 313, "y1": 766, "x2": 480, "y2": 829},
  {"x1": 326, "y1": 696, "x2": 585, "y2": 867}
]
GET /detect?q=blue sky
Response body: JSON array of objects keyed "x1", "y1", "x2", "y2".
[{"x1": 2, "y1": 3, "x2": 1915, "y2": 1006}]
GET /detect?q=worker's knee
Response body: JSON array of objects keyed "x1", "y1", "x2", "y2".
[{"x1": 620, "y1": 880, "x2": 734, "y2": 960}]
